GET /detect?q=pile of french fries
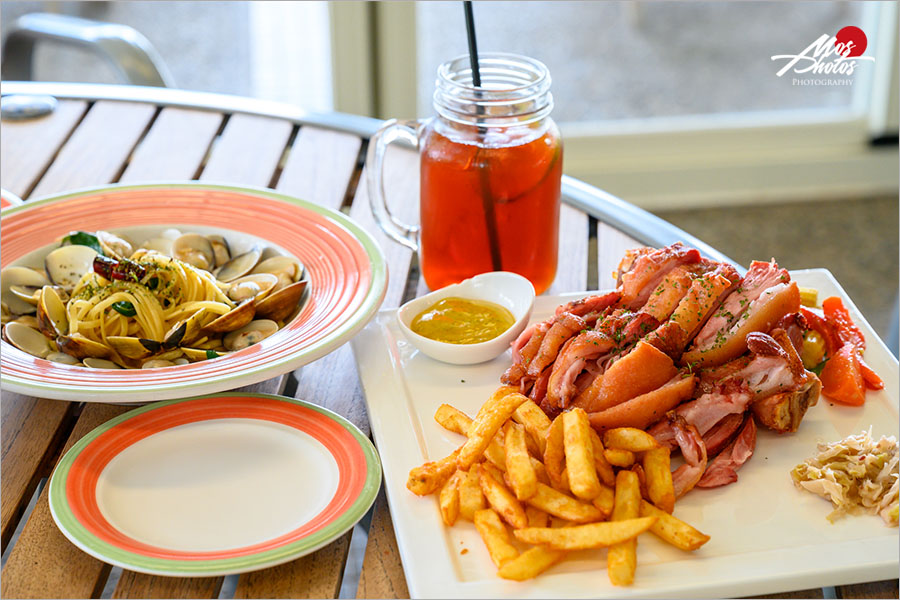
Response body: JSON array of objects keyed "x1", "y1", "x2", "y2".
[{"x1": 406, "y1": 385, "x2": 710, "y2": 585}]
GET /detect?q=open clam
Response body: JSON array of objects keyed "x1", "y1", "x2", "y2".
[
  {"x1": 227, "y1": 273, "x2": 278, "y2": 303},
  {"x1": 57, "y1": 333, "x2": 112, "y2": 359},
  {"x1": 223, "y1": 319, "x2": 278, "y2": 351},
  {"x1": 172, "y1": 234, "x2": 215, "y2": 271},
  {"x1": 162, "y1": 308, "x2": 209, "y2": 348},
  {"x1": 207, "y1": 235, "x2": 231, "y2": 267},
  {"x1": 4, "y1": 321, "x2": 52, "y2": 358},
  {"x1": 2, "y1": 266, "x2": 52, "y2": 314},
  {"x1": 255, "y1": 280, "x2": 308, "y2": 322},
  {"x1": 215, "y1": 248, "x2": 262, "y2": 283},
  {"x1": 36, "y1": 285, "x2": 69, "y2": 338},
  {"x1": 107, "y1": 336, "x2": 162, "y2": 360},
  {"x1": 201, "y1": 299, "x2": 256, "y2": 334},
  {"x1": 47, "y1": 351, "x2": 81, "y2": 365},
  {"x1": 83, "y1": 358, "x2": 122, "y2": 369},
  {"x1": 251, "y1": 256, "x2": 305, "y2": 291},
  {"x1": 97, "y1": 230, "x2": 134, "y2": 259},
  {"x1": 44, "y1": 245, "x2": 98, "y2": 291}
]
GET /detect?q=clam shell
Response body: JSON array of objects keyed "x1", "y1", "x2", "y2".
[
  {"x1": 255, "y1": 280, "x2": 308, "y2": 322},
  {"x1": 36, "y1": 285, "x2": 69, "y2": 338},
  {"x1": 250, "y1": 256, "x2": 305, "y2": 283},
  {"x1": 163, "y1": 309, "x2": 209, "y2": 348},
  {"x1": 201, "y1": 300, "x2": 256, "y2": 334},
  {"x1": 4, "y1": 321, "x2": 52, "y2": 358},
  {"x1": 83, "y1": 357, "x2": 122, "y2": 369},
  {"x1": 2, "y1": 266, "x2": 52, "y2": 314},
  {"x1": 173, "y1": 233, "x2": 215, "y2": 271},
  {"x1": 142, "y1": 358, "x2": 176, "y2": 369},
  {"x1": 207, "y1": 235, "x2": 232, "y2": 267},
  {"x1": 47, "y1": 351, "x2": 81, "y2": 365},
  {"x1": 215, "y1": 248, "x2": 262, "y2": 283},
  {"x1": 44, "y1": 245, "x2": 98, "y2": 291},
  {"x1": 97, "y1": 231, "x2": 134, "y2": 259},
  {"x1": 227, "y1": 273, "x2": 278, "y2": 302},
  {"x1": 107, "y1": 335, "x2": 162, "y2": 360},
  {"x1": 223, "y1": 319, "x2": 278, "y2": 351},
  {"x1": 57, "y1": 333, "x2": 112, "y2": 359}
]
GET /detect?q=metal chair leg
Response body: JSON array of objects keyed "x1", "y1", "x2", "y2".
[{"x1": 1, "y1": 12, "x2": 174, "y2": 87}]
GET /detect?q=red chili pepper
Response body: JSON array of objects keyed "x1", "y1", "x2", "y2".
[{"x1": 93, "y1": 255, "x2": 147, "y2": 282}]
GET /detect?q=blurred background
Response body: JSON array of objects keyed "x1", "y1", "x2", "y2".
[{"x1": 1, "y1": 0, "x2": 897, "y2": 338}]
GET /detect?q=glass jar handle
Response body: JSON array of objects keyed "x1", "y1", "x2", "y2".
[{"x1": 366, "y1": 119, "x2": 421, "y2": 251}]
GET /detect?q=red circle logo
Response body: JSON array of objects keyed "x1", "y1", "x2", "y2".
[{"x1": 835, "y1": 26, "x2": 867, "y2": 57}]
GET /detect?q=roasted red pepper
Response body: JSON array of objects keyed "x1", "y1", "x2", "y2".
[{"x1": 811, "y1": 297, "x2": 884, "y2": 403}]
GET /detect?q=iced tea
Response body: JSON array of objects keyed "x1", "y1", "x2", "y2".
[{"x1": 420, "y1": 125, "x2": 562, "y2": 294}]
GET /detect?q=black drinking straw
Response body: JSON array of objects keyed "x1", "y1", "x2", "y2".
[{"x1": 463, "y1": 1, "x2": 503, "y2": 272}]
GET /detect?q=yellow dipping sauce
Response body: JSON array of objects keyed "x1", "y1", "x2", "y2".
[{"x1": 410, "y1": 297, "x2": 515, "y2": 344}]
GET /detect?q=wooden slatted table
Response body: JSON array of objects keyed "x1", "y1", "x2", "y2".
[{"x1": 1, "y1": 82, "x2": 896, "y2": 600}]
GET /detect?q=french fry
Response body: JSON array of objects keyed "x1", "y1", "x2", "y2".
[
  {"x1": 591, "y1": 483, "x2": 615, "y2": 520},
  {"x1": 604, "y1": 447, "x2": 635, "y2": 468},
  {"x1": 643, "y1": 447, "x2": 675, "y2": 513},
  {"x1": 512, "y1": 399, "x2": 552, "y2": 455},
  {"x1": 497, "y1": 545, "x2": 565, "y2": 581},
  {"x1": 632, "y1": 464, "x2": 648, "y2": 501},
  {"x1": 524, "y1": 482, "x2": 604, "y2": 523},
  {"x1": 484, "y1": 431, "x2": 508, "y2": 471},
  {"x1": 483, "y1": 461, "x2": 507, "y2": 485},
  {"x1": 474, "y1": 508, "x2": 520, "y2": 567},
  {"x1": 504, "y1": 421, "x2": 538, "y2": 500},
  {"x1": 563, "y1": 408, "x2": 602, "y2": 500},
  {"x1": 603, "y1": 427, "x2": 661, "y2": 452},
  {"x1": 434, "y1": 404, "x2": 472, "y2": 435},
  {"x1": 588, "y1": 428, "x2": 617, "y2": 487},
  {"x1": 439, "y1": 470, "x2": 462, "y2": 526},
  {"x1": 407, "y1": 447, "x2": 462, "y2": 496},
  {"x1": 639, "y1": 500, "x2": 710, "y2": 551},
  {"x1": 525, "y1": 505, "x2": 550, "y2": 528},
  {"x1": 458, "y1": 388, "x2": 528, "y2": 470},
  {"x1": 530, "y1": 456, "x2": 551, "y2": 485},
  {"x1": 543, "y1": 415, "x2": 568, "y2": 491},
  {"x1": 608, "y1": 470, "x2": 641, "y2": 586},
  {"x1": 459, "y1": 467, "x2": 485, "y2": 521},
  {"x1": 513, "y1": 517, "x2": 656, "y2": 550},
  {"x1": 479, "y1": 463, "x2": 528, "y2": 529}
]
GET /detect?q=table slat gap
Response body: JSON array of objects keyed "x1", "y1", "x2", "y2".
[
  {"x1": 29, "y1": 101, "x2": 158, "y2": 198},
  {"x1": 275, "y1": 125, "x2": 362, "y2": 211},
  {"x1": 1, "y1": 395, "x2": 77, "y2": 552},
  {"x1": 0, "y1": 403, "x2": 132, "y2": 600},
  {"x1": 547, "y1": 202, "x2": 589, "y2": 295},
  {"x1": 108, "y1": 105, "x2": 163, "y2": 185},
  {"x1": 191, "y1": 114, "x2": 231, "y2": 181},
  {"x1": 112, "y1": 573, "x2": 224, "y2": 599},
  {"x1": 339, "y1": 138, "x2": 369, "y2": 214},
  {"x1": 119, "y1": 106, "x2": 225, "y2": 183},
  {"x1": 266, "y1": 123, "x2": 301, "y2": 190},
  {"x1": 199, "y1": 113, "x2": 294, "y2": 187},
  {"x1": 0, "y1": 99, "x2": 91, "y2": 199},
  {"x1": 596, "y1": 221, "x2": 644, "y2": 292},
  {"x1": 356, "y1": 488, "x2": 409, "y2": 600}
]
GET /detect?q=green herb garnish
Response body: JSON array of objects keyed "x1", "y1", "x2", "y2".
[
  {"x1": 111, "y1": 301, "x2": 136, "y2": 317},
  {"x1": 206, "y1": 350, "x2": 220, "y2": 360},
  {"x1": 62, "y1": 231, "x2": 103, "y2": 255}
]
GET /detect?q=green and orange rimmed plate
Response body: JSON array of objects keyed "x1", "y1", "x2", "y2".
[
  {"x1": 0, "y1": 183, "x2": 387, "y2": 403},
  {"x1": 49, "y1": 393, "x2": 381, "y2": 576}
]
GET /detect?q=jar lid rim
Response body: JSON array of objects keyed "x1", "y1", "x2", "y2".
[{"x1": 437, "y1": 52, "x2": 551, "y2": 93}]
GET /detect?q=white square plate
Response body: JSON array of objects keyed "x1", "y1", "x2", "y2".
[{"x1": 351, "y1": 269, "x2": 899, "y2": 598}]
